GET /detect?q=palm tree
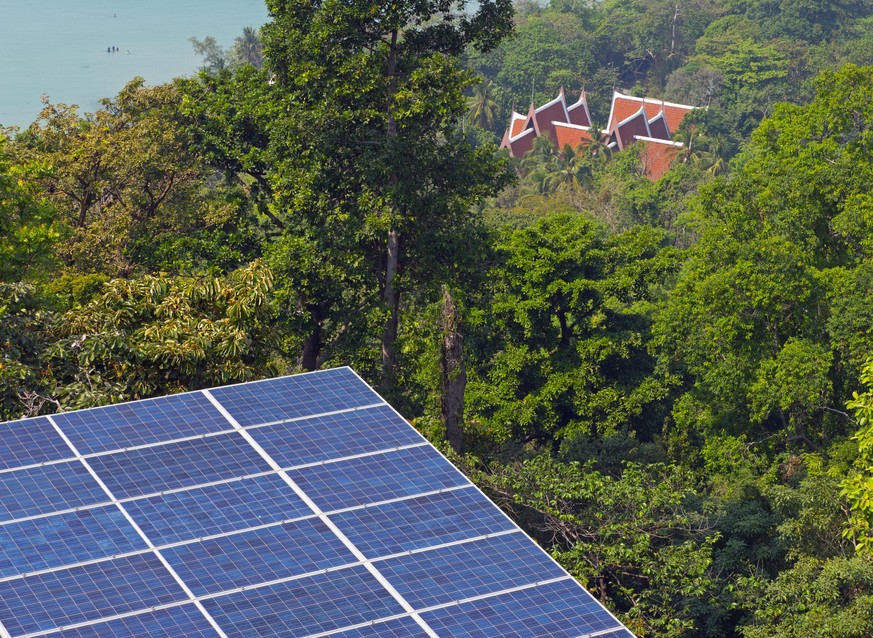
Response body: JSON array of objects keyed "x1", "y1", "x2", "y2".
[
  {"x1": 232, "y1": 26, "x2": 263, "y2": 69},
  {"x1": 546, "y1": 145, "x2": 593, "y2": 192},
  {"x1": 466, "y1": 80, "x2": 499, "y2": 131},
  {"x1": 576, "y1": 118, "x2": 612, "y2": 164},
  {"x1": 520, "y1": 135, "x2": 556, "y2": 173}
]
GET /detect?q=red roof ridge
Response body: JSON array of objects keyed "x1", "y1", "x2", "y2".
[
  {"x1": 507, "y1": 111, "x2": 527, "y2": 139},
  {"x1": 606, "y1": 90, "x2": 622, "y2": 132},
  {"x1": 525, "y1": 102, "x2": 540, "y2": 136},
  {"x1": 501, "y1": 88, "x2": 697, "y2": 158},
  {"x1": 512, "y1": 128, "x2": 536, "y2": 139},
  {"x1": 568, "y1": 90, "x2": 588, "y2": 108},
  {"x1": 607, "y1": 91, "x2": 697, "y2": 132},
  {"x1": 647, "y1": 110, "x2": 669, "y2": 129},
  {"x1": 614, "y1": 93, "x2": 695, "y2": 112},
  {"x1": 615, "y1": 103, "x2": 650, "y2": 131},
  {"x1": 534, "y1": 93, "x2": 566, "y2": 115}
]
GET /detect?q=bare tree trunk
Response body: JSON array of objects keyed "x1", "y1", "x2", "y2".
[
  {"x1": 380, "y1": 29, "x2": 401, "y2": 391},
  {"x1": 381, "y1": 229, "x2": 400, "y2": 388},
  {"x1": 301, "y1": 303, "x2": 323, "y2": 372},
  {"x1": 440, "y1": 287, "x2": 466, "y2": 454}
]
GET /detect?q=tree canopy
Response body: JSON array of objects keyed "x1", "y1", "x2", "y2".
[{"x1": 3, "y1": 3, "x2": 873, "y2": 637}]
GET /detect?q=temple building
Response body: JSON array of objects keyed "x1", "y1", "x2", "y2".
[{"x1": 500, "y1": 89, "x2": 696, "y2": 181}]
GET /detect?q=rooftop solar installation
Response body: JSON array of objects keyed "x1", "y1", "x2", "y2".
[{"x1": 0, "y1": 367, "x2": 635, "y2": 638}]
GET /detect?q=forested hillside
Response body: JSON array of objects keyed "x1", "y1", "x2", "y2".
[{"x1": 3, "y1": 0, "x2": 873, "y2": 635}]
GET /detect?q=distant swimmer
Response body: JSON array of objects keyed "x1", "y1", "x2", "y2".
[
  {"x1": 107, "y1": 46, "x2": 111, "y2": 53},
  {"x1": 126, "y1": 49, "x2": 130, "y2": 54}
]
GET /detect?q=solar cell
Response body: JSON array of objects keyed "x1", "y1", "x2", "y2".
[
  {"x1": 0, "y1": 553, "x2": 187, "y2": 636},
  {"x1": 201, "y1": 564, "x2": 406, "y2": 638},
  {"x1": 325, "y1": 616, "x2": 431, "y2": 638},
  {"x1": 0, "y1": 461, "x2": 106, "y2": 522},
  {"x1": 124, "y1": 473, "x2": 312, "y2": 545},
  {"x1": 420, "y1": 579, "x2": 631, "y2": 638},
  {"x1": 88, "y1": 433, "x2": 272, "y2": 498},
  {"x1": 0, "y1": 505, "x2": 146, "y2": 578},
  {"x1": 286, "y1": 445, "x2": 468, "y2": 511},
  {"x1": 0, "y1": 367, "x2": 637, "y2": 638},
  {"x1": 0, "y1": 417, "x2": 71, "y2": 471},
  {"x1": 330, "y1": 486, "x2": 515, "y2": 557},
  {"x1": 210, "y1": 367, "x2": 381, "y2": 426},
  {"x1": 375, "y1": 532, "x2": 566, "y2": 609},
  {"x1": 53, "y1": 392, "x2": 230, "y2": 455},
  {"x1": 163, "y1": 518, "x2": 357, "y2": 596},
  {"x1": 248, "y1": 404, "x2": 425, "y2": 467},
  {"x1": 54, "y1": 605, "x2": 221, "y2": 638}
]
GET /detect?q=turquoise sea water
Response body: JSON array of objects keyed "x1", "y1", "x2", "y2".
[{"x1": 0, "y1": 0, "x2": 269, "y2": 128}]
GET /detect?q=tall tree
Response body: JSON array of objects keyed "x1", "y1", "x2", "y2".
[
  {"x1": 439, "y1": 287, "x2": 466, "y2": 453},
  {"x1": 475, "y1": 455, "x2": 718, "y2": 637},
  {"x1": 0, "y1": 136, "x2": 59, "y2": 282},
  {"x1": 260, "y1": 0, "x2": 514, "y2": 388},
  {"x1": 15, "y1": 80, "x2": 245, "y2": 276},
  {"x1": 466, "y1": 79, "x2": 500, "y2": 131},
  {"x1": 653, "y1": 65, "x2": 873, "y2": 448},
  {"x1": 44, "y1": 261, "x2": 275, "y2": 410},
  {"x1": 842, "y1": 358, "x2": 873, "y2": 555},
  {"x1": 189, "y1": 36, "x2": 230, "y2": 75},
  {"x1": 466, "y1": 213, "x2": 678, "y2": 445},
  {"x1": 232, "y1": 26, "x2": 263, "y2": 69}
]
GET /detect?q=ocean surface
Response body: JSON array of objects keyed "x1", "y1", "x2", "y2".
[{"x1": 0, "y1": 0, "x2": 269, "y2": 129}]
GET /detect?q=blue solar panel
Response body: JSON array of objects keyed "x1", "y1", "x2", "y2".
[
  {"x1": 163, "y1": 518, "x2": 357, "y2": 596},
  {"x1": 0, "y1": 461, "x2": 107, "y2": 522},
  {"x1": 201, "y1": 565, "x2": 405, "y2": 637},
  {"x1": 0, "y1": 368, "x2": 636, "y2": 638},
  {"x1": 210, "y1": 367, "x2": 380, "y2": 426},
  {"x1": 88, "y1": 433, "x2": 272, "y2": 498},
  {"x1": 287, "y1": 445, "x2": 468, "y2": 511},
  {"x1": 0, "y1": 553, "x2": 187, "y2": 636},
  {"x1": 124, "y1": 474, "x2": 312, "y2": 545},
  {"x1": 376, "y1": 533, "x2": 566, "y2": 608},
  {"x1": 54, "y1": 605, "x2": 221, "y2": 638},
  {"x1": 328, "y1": 616, "x2": 431, "y2": 638},
  {"x1": 0, "y1": 416, "x2": 71, "y2": 470},
  {"x1": 421, "y1": 579, "x2": 629, "y2": 638},
  {"x1": 0, "y1": 505, "x2": 146, "y2": 577},
  {"x1": 53, "y1": 392, "x2": 230, "y2": 455},
  {"x1": 248, "y1": 404, "x2": 424, "y2": 467},
  {"x1": 330, "y1": 486, "x2": 515, "y2": 557}
]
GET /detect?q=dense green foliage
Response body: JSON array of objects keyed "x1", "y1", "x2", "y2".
[{"x1": 3, "y1": 2, "x2": 873, "y2": 636}]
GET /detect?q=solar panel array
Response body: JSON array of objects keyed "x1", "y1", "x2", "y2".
[{"x1": 0, "y1": 367, "x2": 635, "y2": 638}]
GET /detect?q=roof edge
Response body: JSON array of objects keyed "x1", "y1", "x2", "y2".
[{"x1": 633, "y1": 135, "x2": 684, "y2": 147}]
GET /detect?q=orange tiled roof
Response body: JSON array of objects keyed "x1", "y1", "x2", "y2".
[
  {"x1": 509, "y1": 112, "x2": 527, "y2": 137},
  {"x1": 554, "y1": 122, "x2": 594, "y2": 150},
  {"x1": 637, "y1": 136, "x2": 684, "y2": 180},
  {"x1": 500, "y1": 107, "x2": 536, "y2": 152},
  {"x1": 607, "y1": 93, "x2": 694, "y2": 136},
  {"x1": 500, "y1": 88, "x2": 694, "y2": 180}
]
